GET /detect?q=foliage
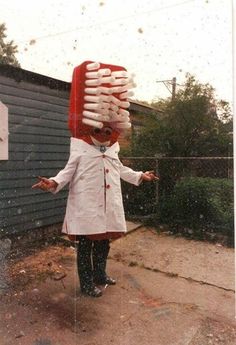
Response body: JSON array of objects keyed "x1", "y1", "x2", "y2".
[
  {"x1": 0, "y1": 23, "x2": 20, "y2": 67},
  {"x1": 122, "y1": 179, "x2": 157, "y2": 217},
  {"x1": 121, "y1": 158, "x2": 157, "y2": 217},
  {"x1": 158, "y1": 177, "x2": 234, "y2": 245},
  {"x1": 132, "y1": 74, "x2": 232, "y2": 158}
]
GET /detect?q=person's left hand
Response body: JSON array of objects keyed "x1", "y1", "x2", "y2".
[{"x1": 142, "y1": 170, "x2": 159, "y2": 181}]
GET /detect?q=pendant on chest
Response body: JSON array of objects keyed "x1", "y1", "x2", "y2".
[{"x1": 100, "y1": 145, "x2": 106, "y2": 153}]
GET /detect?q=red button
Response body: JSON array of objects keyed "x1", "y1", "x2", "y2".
[
  {"x1": 105, "y1": 169, "x2": 109, "y2": 173},
  {"x1": 106, "y1": 184, "x2": 110, "y2": 189},
  {"x1": 102, "y1": 154, "x2": 105, "y2": 158}
]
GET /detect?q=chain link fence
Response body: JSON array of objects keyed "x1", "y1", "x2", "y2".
[{"x1": 121, "y1": 156, "x2": 234, "y2": 245}]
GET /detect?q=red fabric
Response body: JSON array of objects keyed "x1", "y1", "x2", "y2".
[
  {"x1": 90, "y1": 122, "x2": 120, "y2": 144},
  {"x1": 67, "y1": 232, "x2": 124, "y2": 242},
  {"x1": 68, "y1": 61, "x2": 127, "y2": 141}
]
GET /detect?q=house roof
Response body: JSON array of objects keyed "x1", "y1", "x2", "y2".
[
  {"x1": 129, "y1": 99, "x2": 161, "y2": 115},
  {"x1": 0, "y1": 64, "x2": 160, "y2": 114},
  {"x1": 0, "y1": 64, "x2": 70, "y2": 91}
]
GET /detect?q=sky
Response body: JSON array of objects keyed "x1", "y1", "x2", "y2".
[{"x1": 0, "y1": 0, "x2": 233, "y2": 104}]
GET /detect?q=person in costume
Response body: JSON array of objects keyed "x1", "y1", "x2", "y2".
[{"x1": 32, "y1": 61, "x2": 158, "y2": 297}]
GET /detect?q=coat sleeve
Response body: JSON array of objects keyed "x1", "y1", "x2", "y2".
[
  {"x1": 119, "y1": 160, "x2": 143, "y2": 186},
  {"x1": 49, "y1": 151, "x2": 79, "y2": 193}
]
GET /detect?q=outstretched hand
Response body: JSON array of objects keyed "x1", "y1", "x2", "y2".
[
  {"x1": 142, "y1": 170, "x2": 159, "y2": 182},
  {"x1": 32, "y1": 176, "x2": 58, "y2": 191}
]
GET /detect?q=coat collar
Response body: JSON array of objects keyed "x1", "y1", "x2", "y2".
[{"x1": 70, "y1": 137, "x2": 120, "y2": 158}]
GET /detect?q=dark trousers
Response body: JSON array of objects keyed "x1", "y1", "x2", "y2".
[{"x1": 77, "y1": 236, "x2": 110, "y2": 291}]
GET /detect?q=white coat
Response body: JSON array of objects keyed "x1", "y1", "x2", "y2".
[{"x1": 51, "y1": 137, "x2": 143, "y2": 235}]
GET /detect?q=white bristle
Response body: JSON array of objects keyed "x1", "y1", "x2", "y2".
[
  {"x1": 86, "y1": 62, "x2": 100, "y2": 71},
  {"x1": 111, "y1": 78, "x2": 128, "y2": 86},
  {"x1": 85, "y1": 79, "x2": 101, "y2": 86},
  {"x1": 100, "y1": 102, "x2": 110, "y2": 109},
  {"x1": 84, "y1": 103, "x2": 102, "y2": 110},
  {"x1": 84, "y1": 95, "x2": 100, "y2": 103},
  {"x1": 127, "y1": 77, "x2": 135, "y2": 84},
  {"x1": 125, "y1": 82, "x2": 136, "y2": 90},
  {"x1": 110, "y1": 83, "x2": 136, "y2": 94},
  {"x1": 111, "y1": 71, "x2": 129, "y2": 78},
  {"x1": 86, "y1": 71, "x2": 102, "y2": 79},
  {"x1": 98, "y1": 68, "x2": 111, "y2": 76},
  {"x1": 85, "y1": 87, "x2": 101, "y2": 95},
  {"x1": 109, "y1": 103, "x2": 119, "y2": 112},
  {"x1": 100, "y1": 76, "x2": 116, "y2": 84},
  {"x1": 100, "y1": 94, "x2": 111, "y2": 102},
  {"x1": 109, "y1": 86, "x2": 124, "y2": 94},
  {"x1": 108, "y1": 112, "x2": 129, "y2": 122},
  {"x1": 119, "y1": 109, "x2": 130, "y2": 116},
  {"x1": 119, "y1": 101, "x2": 130, "y2": 108},
  {"x1": 83, "y1": 110, "x2": 109, "y2": 122},
  {"x1": 82, "y1": 65, "x2": 135, "y2": 131},
  {"x1": 99, "y1": 108, "x2": 109, "y2": 115},
  {"x1": 108, "y1": 110, "x2": 118, "y2": 117},
  {"x1": 84, "y1": 94, "x2": 110, "y2": 103},
  {"x1": 109, "y1": 95, "x2": 121, "y2": 106},
  {"x1": 119, "y1": 91, "x2": 134, "y2": 99},
  {"x1": 116, "y1": 122, "x2": 131, "y2": 129},
  {"x1": 82, "y1": 118, "x2": 103, "y2": 128},
  {"x1": 99, "y1": 86, "x2": 113, "y2": 94}
]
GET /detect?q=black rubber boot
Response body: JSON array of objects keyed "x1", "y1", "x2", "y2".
[
  {"x1": 93, "y1": 239, "x2": 116, "y2": 285},
  {"x1": 77, "y1": 236, "x2": 102, "y2": 297}
]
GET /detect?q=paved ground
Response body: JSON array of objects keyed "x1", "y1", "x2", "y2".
[{"x1": 0, "y1": 225, "x2": 235, "y2": 345}]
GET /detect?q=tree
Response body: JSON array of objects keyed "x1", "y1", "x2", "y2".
[
  {"x1": 0, "y1": 23, "x2": 20, "y2": 67},
  {"x1": 132, "y1": 74, "x2": 232, "y2": 157}
]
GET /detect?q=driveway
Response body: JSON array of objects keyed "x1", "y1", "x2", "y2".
[{"x1": 0, "y1": 225, "x2": 235, "y2": 345}]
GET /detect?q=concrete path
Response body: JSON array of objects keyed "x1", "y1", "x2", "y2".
[
  {"x1": 0, "y1": 225, "x2": 235, "y2": 345},
  {"x1": 111, "y1": 226, "x2": 235, "y2": 291}
]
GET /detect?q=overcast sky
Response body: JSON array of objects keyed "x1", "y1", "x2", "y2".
[{"x1": 0, "y1": 0, "x2": 233, "y2": 104}]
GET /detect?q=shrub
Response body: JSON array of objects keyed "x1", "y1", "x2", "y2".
[
  {"x1": 122, "y1": 179, "x2": 158, "y2": 217},
  {"x1": 121, "y1": 158, "x2": 158, "y2": 217},
  {"x1": 159, "y1": 177, "x2": 234, "y2": 244}
]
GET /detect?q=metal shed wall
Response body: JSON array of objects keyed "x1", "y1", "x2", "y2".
[{"x1": 0, "y1": 65, "x2": 71, "y2": 236}]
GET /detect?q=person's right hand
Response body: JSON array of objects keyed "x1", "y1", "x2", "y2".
[{"x1": 32, "y1": 176, "x2": 58, "y2": 191}]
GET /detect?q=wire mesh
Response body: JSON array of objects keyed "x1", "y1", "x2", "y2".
[{"x1": 120, "y1": 156, "x2": 233, "y2": 242}]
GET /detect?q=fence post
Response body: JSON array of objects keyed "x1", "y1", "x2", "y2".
[{"x1": 155, "y1": 154, "x2": 162, "y2": 206}]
